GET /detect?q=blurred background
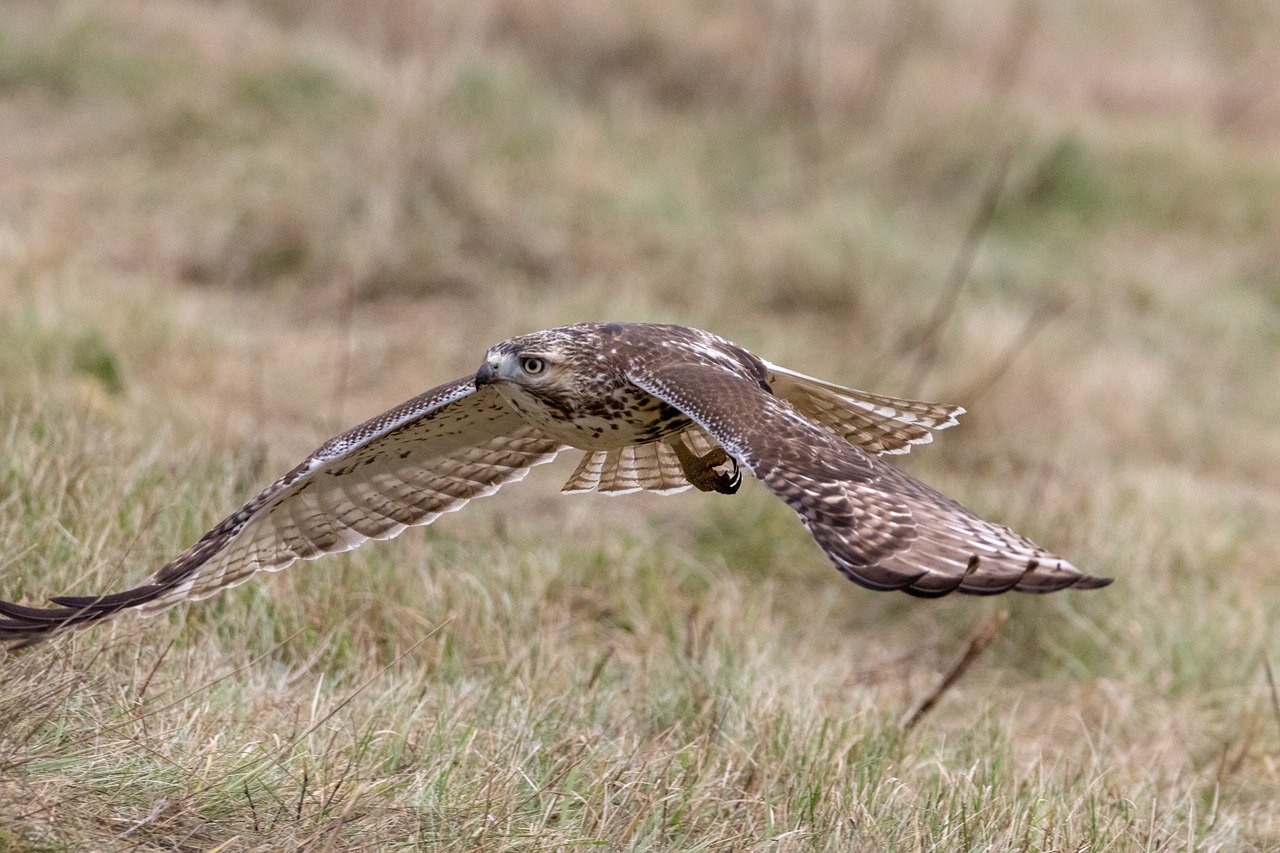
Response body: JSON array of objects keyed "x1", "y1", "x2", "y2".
[
  {"x1": 2, "y1": 0, "x2": 1279, "y2": 849},
  {"x1": 4, "y1": 1, "x2": 1280, "y2": 453}
]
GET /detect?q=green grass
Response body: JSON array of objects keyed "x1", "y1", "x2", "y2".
[{"x1": 1, "y1": 0, "x2": 1278, "y2": 849}]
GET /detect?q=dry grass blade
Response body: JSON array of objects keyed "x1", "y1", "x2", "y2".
[
  {"x1": 243, "y1": 622, "x2": 450, "y2": 777},
  {"x1": 960, "y1": 296, "x2": 1069, "y2": 402},
  {"x1": 903, "y1": 142, "x2": 1018, "y2": 396},
  {"x1": 1264, "y1": 654, "x2": 1280, "y2": 737},
  {"x1": 900, "y1": 610, "x2": 1010, "y2": 732}
]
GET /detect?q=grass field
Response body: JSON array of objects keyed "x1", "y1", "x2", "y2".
[{"x1": 2, "y1": 0, "x2": 1279, "y2": 849}]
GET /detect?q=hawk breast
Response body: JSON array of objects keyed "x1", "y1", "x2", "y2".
[{"x1": 500, "y1": 381, "x2": 691, "y2": 450}]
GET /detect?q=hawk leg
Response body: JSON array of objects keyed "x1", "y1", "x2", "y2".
[{"x1": 669, "y1": 439, "x2": 741, "y2": 494}]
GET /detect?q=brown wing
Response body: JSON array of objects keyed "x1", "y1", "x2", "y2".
[
  {"x1": 628, "y1": 363, "x2": 1111, "y2": 597},
  {"x1": 0, "y1": 379, "x2": 566, "y2": 647}
]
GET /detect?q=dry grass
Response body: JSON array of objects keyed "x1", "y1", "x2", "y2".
[{"x1": 2, "y1": 0, "x2": 1279, "y2": 849}]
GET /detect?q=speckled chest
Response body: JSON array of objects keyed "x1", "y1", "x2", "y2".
[{"x1": 499, "y1": 381, "x2": 691, "y2": 450}]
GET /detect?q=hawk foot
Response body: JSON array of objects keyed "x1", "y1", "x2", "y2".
[{"x1": 671, "y1": 442, "x2": 741, "y2": 495}]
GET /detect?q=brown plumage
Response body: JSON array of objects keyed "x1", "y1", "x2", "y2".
[{"x1": 0, "y1": 322, "x2": 1110, "y2": 647}]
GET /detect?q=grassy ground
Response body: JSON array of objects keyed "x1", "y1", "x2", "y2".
[{"x1": 1, "y1": 0, "x2": 1279, "y2": 849}]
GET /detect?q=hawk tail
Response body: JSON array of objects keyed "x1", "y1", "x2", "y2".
[{"x1": 766, "y1": 363, "x2": 964, "y2": 456}]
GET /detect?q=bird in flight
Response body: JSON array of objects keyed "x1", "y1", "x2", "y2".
[{"x1": 0, "y1": 323, "x2": 1110, "y2": 647}]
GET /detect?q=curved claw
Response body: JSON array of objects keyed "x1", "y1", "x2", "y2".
[{"x1": 715, "y1": 456, "x2": 741, "y2": 495}]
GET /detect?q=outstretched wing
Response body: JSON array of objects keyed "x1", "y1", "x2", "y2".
[
  {"x1": 0, "y1": 378, "x2": 566, "y2": 647},
  {"x1": 628, "y1": 363, "x2": 1111, "y2": 597},
  {"x1": 766, "y1": 363, "x2": 963, "y2": 456}
]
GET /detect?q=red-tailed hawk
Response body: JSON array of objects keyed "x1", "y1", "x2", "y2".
[{"x1": 0, "y1": 323, "x2": 1109, "y2": 647}]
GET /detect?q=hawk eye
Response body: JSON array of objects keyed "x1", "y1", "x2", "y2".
[{"x1": 519, "y1": 356, "x2": 546, "y2": 376}]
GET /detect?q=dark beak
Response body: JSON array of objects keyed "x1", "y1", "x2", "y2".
[{"x1": 474, "y1": 361, "x2": 496, "y2": 388}]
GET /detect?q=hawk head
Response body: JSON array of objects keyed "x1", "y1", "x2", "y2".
[{"x1": 474, "y1": 325, "x2": 621, "y2": 421}]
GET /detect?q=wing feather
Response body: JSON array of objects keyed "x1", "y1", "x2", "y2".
[
  {"x1": 560, "y1": 426, "x2": 719, "y2": 495},
  {"x1": 766, "y1": 362, "x2": 963, "y2": 455},
  {"x1": 629, "y1": 363, "x2": 1110, "y2": 597},
  {"x1": 0, "y1": 379, "x2": 565, "y2": 646}
]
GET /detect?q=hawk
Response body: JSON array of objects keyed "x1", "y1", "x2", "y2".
[{"x1": 0, "y1": 323, "x2": 1110, "y2": 647}]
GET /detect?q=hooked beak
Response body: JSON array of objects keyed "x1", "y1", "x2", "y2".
[{"x1": 474, "y1": 354, "x2": 501, "y2": 388}]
